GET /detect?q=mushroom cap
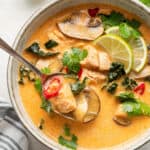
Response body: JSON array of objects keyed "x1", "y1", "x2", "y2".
[{"x1": 57, "y1": 10, "x2": 104, "y2": 40}]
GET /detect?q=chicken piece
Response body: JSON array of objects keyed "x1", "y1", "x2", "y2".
[
  {"x1": 98, "y1": 51, "x2": 111, "y2": 71},
  {"x1": 51, "y1": 78, "x2": 76, "y2": 114},
  {"x1": 36, "y1": 57, "x2": 63, "y2": 73},
  {"x1": 81, "y1": 45, "x2": 99, "y2": 70},
  {"x1": 81, "y1": 69, "x2": 106, "y2": 84}
]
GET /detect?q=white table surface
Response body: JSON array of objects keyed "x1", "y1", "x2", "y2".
[{"x1": 0, "y1": 0, "x2": 149, "y2": 149}]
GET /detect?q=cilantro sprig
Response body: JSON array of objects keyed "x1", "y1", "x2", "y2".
[
  {"x1": 117, "y1": 92, "x2": 150, "y2": 116},
  {"x1": 62, "y1": 47, "x2": 88, "y2": 74},
  {"x1": 58, "y1": 124, "x2": 78, "y2": 150}
]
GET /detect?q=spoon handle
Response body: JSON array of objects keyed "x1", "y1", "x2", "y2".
[{"x1": 0, "y1": 38, "x2": 42, "y2": 76}]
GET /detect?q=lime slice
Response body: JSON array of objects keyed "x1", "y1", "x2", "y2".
[
  {"x1": 94, "y1": 34, "x2": 133, "y2": 74},
  {"x1": 105, "y1": 26, "x2": 147, "y2": 72}
]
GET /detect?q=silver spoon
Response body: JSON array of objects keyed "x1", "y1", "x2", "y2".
[{"x1": 0, "y1": 37, "x2": 100, "y2": 123}]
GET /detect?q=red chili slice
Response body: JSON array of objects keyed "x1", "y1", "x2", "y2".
[
  {"x1": 77, "y1": 68, "x2": 83, "y2": 78},
  {"x1": 134, "y1": 82, "x2": 145, "y2": 95},
  {"x1": 88, "y1": 8, "x2": 99, "y2": 17},
  {"x1": 43, "y1": 77, "x2": 61, "y2": 99}
]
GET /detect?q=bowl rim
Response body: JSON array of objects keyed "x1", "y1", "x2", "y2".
[{"x1": 7, "y1": 0, "x2": 150, "y2": 149}]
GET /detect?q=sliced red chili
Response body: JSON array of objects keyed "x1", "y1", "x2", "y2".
[
  {"x1": 88, "y1": 8, "x2": 99, "y2": 17},
  {"x1": 134, "y1": 82, "x2": 145, "y2": 95},
  {"x1": 43, "y1": 77, "x2": 61, "y2": 99},
  {"x1": 77, "y1": 68, "x2": 83, "y2": 78}
]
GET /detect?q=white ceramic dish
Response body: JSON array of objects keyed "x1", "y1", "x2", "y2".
[{"x1": 7, "y1": 0, "x2": 150, "y2": 149}]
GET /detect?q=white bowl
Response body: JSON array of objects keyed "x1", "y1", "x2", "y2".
[{"x1": 7, "y1": 0, "x2": 150, "y2": 149}]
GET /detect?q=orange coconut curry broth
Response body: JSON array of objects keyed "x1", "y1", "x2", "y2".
[{"x1": 19, "y1": 4, "x2": 150, "y2": 149}]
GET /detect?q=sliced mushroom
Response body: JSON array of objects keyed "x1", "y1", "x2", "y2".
[
  {"x1": 36, "y1": 57, "x2": 63, "y2": 73},
  {"x1": 57, "y1": 10, "x2": 104, "y2": 40},
  {"x1": 73, "y1": 87, "x2": 100, "y2": 123},
  {"x1": 130, "y1": 66, "x2": 150, "y2": 79},
  {"x1": 113, "y1": 104, "x2": 131, "y2": 126}
]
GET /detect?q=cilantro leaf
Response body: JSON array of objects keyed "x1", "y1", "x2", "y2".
[
  {"x1": 71, "y1": 77, "x2": 87, "y2": 95},
  {"x1": 58, "y1": 136, "x2": 77, "y2": 150},
  {"x1": 34, "y1": 78, "x2": 52, "y2": 113},
  {"x1": 122, "y1": 101, "x2": 150, "y2": 116},
  {"x1": 99, "y1": 11, "x2": 141, "y2": 31},
  {"x1": 140, "y1": 0, "x2": 150, "y2": 6},
  {"x1": 26, "y1": 42, "x2": 59, "y2": 57},
  {"x1": 119, "y1": 23, "x2": 140, "y2": 39},
  {"x1": 62, "y1": 48, "x2": 88, "y2": 74},
  {"x1": 116, "y1": 92, "x2": 136, "y2": 102},
  {"x1": 44, "y1": 40, "x2": 58, "y2": 49},
  {"x1": 34, "y1": 79, "x2": 42, "y2": 94},
  {"x1": 41, "y1": 67, "x2": 51, "y2": 75},
  {"x1": 64, "y1": 124, "x2": 71, "y2": 136}
]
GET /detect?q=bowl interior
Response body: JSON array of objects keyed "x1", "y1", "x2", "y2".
[{"x1": 7, "y1": 0, "x2": 150, "y2": 149}]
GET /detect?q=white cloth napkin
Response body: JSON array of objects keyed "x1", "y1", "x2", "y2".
[{"x1": 0, "y1": 98, "x2": 28, "y2": 150}]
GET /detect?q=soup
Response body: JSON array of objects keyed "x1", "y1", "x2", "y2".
[{"x1": 19, "y1": 4, "x2": 150, "y2": 149}]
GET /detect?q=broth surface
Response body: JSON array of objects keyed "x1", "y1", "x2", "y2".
[{"x1": 19, "y1": 4, "x2": 150, "y2": 149}]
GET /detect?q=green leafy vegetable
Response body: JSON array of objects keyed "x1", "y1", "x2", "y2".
[
  {"x1": 44, "y1": 40, "x2": 58, "y2": 49},
  {"x1": 140, "y1": 0, "x2": 150, "y2": 6},
  {"x1": 18, "y1": 65, "x2": 36, "y2": 84},
  {"x1": 119, "y1": 23, "x2": 140, "y2": 39},
  {"x1": 41, "y1": 67, "x2": 51, "y2": 75},
  {"x1": 117, "y1": 92, "x2": 150, "y2": 116},
  {"x1": 122, "y1": 77, "x2": 137, "y2": 90},
  {"x1": 26, "y1": 42, "x2": 59, "y2": 57},
  {"x1": 34, "y1": 79, "x2": 42, "y2": 94},
  {"x1": 116, "y1": 92, "x2": 136, "y2": 102},
  {"x1": 99, "y1": 11, "x2": 141, "y2": 29},
  {"x1": 122, "y1": 101, "x2": 150, "y2": 116},
  {"x1": 100, "y1": 11, "x2": 125, "y2": 28},
  {"x1": 58, "y1": 125, "x2": 78, "y2": 150},
  {"x1": 64, "y1": 124, "x2": 71, "y2": 136},
  {"x1": 71, "y1": 77, "x2": 87, "y2": 95},
  {"x1": 34, "y1": 79, "x2": 52, "y2": 113},
  {"x1": 107, "y1": 82, "x2": 118, "y2": 94},
  {"x1": 40, "y1": 98, "x2": 52, "y2": 113},
  {"x1": 62, "y1": 47, "x2": 88, "y2": 74},
  {"x1": 107, "y1": 62, "x2": 126, "y2": 82},
  {"x1": 38, "y1": 118, "x2": 45, "y2": 130}
]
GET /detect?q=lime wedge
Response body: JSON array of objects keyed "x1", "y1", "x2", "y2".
[
  {"x1": 94, "y1": 34, "x2": 133, "y2": 74},
  {"x1": 105, "y1": 26, "x2": 147, "y2": 72}
]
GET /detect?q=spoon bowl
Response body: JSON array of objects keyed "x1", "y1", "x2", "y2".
[{"x1": 0, "y1": 37, "x2": 100, "y2": 123}]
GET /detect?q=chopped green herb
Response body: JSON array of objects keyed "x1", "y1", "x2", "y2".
[
  {"x1": 64, "y1": 124, "x2": 71, "y2": 136},
  {"x1": 107, "y1": 62, "x2": 126, "y2": 82},
  {"x1": 34, "y1": 79, "x2": 42, "y2": 94},
  {"x1": 140, "y1": 0, "x2": 150, "y2": 6},
  {"x1": 34, "y1": 78, "x2": 52, "y2": 113},
  {"x1": 122, "y1": 77, "x2": 137, "y2": 90},
  {"x1": 58, "y1": 125, "x2": 78, "y2": 150},
  {"x1": 41, "y1": 98, "x2": 52, "y2": 113},
  {"x1": 38, "y1": 118, "x2": 45, "y2": 130},
  {"x1": 44, "y1": 40, "x2": 58, "y2": 49},
  {"x1": 71, "y1": 77, "x2": 87, "y2": 95},
  {"x1": 18, "y1": 65, "x2": 36, "y2": 84},
  {"x1": 116, "y1": 92, "x2": 136, "y2": 102},
  {"x1": 62, "y1": 47, "x2": 88, "y2": 74},
  {"x1": 41, "y1": 67, "x2": 51, "y2": 75},
  {"x1": 117, "y1": 92, "x2": 150, "y2": 116},
  {"x1": 99, "y1": 11, "x2": 141, "y2": 29},
  {"x1": 26, "y1": 42, "x2": 59, "y2": 57},
  {"x1": 107, "y1": 82, "x2": 118, "y2": 94},
  {"x1": 58, "y1": 136, "x2": 77, "y2": 150},
  {"x1": 119, "y1": 23, "x2": 140, "y2": 39}
]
